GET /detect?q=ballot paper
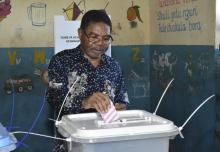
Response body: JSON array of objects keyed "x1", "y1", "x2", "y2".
[{"x1": 100, "y1": 101, "x2": 119, "y2": 123}]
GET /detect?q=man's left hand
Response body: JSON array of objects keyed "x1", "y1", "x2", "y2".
[{"x1": 114, "y1": 103, "x2": 127, "y2": 110}]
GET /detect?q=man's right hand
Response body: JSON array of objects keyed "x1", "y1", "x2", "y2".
[{"x1": 81, "y1": 92, "x2": 110, "y2": 113}]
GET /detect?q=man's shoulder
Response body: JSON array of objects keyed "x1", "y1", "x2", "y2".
[
  {"x1": 55, "y1": 48, "x2": 78, "y2": 58},
  {"x1": 51, "y1": 47, "x2": 80, "y2": 62},
  {"x1": 49, "y1": 47, "x2": 80, "y2": 67}
]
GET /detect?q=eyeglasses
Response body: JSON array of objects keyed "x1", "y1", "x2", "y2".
[{"x1": 83, "y1": 30, "x2": 113, "y2": 45}]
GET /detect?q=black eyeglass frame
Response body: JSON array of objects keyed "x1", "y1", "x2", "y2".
[{"x1": 83, "y1": 30, "x2": 113, "y2": 45}]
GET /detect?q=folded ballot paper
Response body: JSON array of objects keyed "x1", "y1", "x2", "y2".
[{"x1": 100, "y1": 101, "x2": 119, "y2": 123}]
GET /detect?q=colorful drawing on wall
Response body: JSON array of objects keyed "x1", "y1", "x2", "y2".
[
  {"x1": 152, "y1": 49, "x2": 178, "y2": 88},
  {"x1": 185, "y1": 49, "x2": 193, "y2": 80},
  {"x1": 132, "y1": 47, "x2": 141, "y2": 62},
  {"x1": 125, "y1": 47, "x2": 150, "y2": 99},
  {"x1": 127, "y1": 70, "x2": 149, "y2": 98},
  {"x1": 197, "y1": 52, "x2": 211, "y2": 80},
  {"x1": 34, "y1": 68, "x2": 49, "y2": 86},
  {"x1": 0, "y1": 0, "x2": 11, "y2": 22},
  {"x1": 63, "y1": 0, "x2": 84, "y2": 21},
  {"x1": 8, "y1": 50, "x2": 18, "y2": 66},
  {"x1": 127, "y1": 1, "x2": 143, "y2": 25},
  {"x1": 3, "y1": 74, "x2": 33, "y2": 95},
  {"x1": 185, "y1": 50, "x2": 212, "y2": 93},
  {"x1": 27, "y1": 2, "x2": 47, "y2": 26}
]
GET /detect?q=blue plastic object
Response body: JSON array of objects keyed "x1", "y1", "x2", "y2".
[{"x1": 0, "y1": 123, "x2": 17, "y2": 151}]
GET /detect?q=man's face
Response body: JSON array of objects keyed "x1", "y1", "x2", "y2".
[{"x1": 78, "y1": 22, "x2": 112, "y2": 60}]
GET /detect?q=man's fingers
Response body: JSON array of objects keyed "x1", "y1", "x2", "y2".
[
  {"x1": 84, "y1": 92, "x2": 111, "y2": 113},
  {"x1": 97, "y1": 99, "x2": 109, "y2": 113},
  {"x1": 93, "y1": 103, "x2": 101, "y2": 113},
  {"x1": 94, "y1": 93, "x2": 110, "y2": 112}
]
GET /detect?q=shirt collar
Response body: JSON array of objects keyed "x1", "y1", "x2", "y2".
[{"x1": 101, "y1": 54, "x2": 111, "y2": 66}]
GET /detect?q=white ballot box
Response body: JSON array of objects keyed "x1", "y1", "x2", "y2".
[
  {"x1": 56, "y1": 110, "x2": 179, "y2": 152},
  {"x1": 54, "y1": 15, "x2": 111, "y2": 56}
]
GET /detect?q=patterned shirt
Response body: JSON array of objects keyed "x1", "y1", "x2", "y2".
[{"x1": 46, "y1": 45, "x2": 129, "y2": 117}]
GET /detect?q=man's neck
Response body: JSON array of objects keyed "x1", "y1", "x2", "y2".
[
  {"x1": 89, "y1": 58, "x2": 101, "y2": 67},
  {"x1": 83, "y1": 53, "x2": 102, "y2": 68},
  {"x1": 80, "y1": 46, "x2": 102, "y2": 67}
]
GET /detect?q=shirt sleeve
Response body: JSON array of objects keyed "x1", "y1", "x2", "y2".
[
  {"x1": 46, "y1": 54, "x2": 84, "y2": 116},
  {"x1": 114, "y1": 63, "x2": 129, "y2": 105},
  {"x1": 46, "y1": 55, "x2": 63, "y2": 109}
]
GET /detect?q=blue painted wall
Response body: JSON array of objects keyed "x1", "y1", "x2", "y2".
[
  {"x1": 214, "y1": 48, "x2": 220, "y2": 151},
  {"x1": 0, "y1": 48, "x2": 54, "y2": 152},
  {"x1": 149, "y1": 45, "x2": 217, "y2": 152},
  {"x1": 112, "y1": 45, "x2": 150, "y2": 110}
]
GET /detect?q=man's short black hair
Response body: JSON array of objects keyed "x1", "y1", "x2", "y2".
[{"x1": 80, "y1": 10, "x2": 112, "y2": 32}]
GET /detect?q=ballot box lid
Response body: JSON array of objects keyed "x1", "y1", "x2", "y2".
[{"x1": 57, "y1": 110, "x2": 179, "y2": 143}]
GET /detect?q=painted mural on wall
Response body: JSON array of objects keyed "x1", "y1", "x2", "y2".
[
  {"x1": 1, "y1": 0, "x2": 217, "y2": 152},
  {"x1": 151, "y1": 46, "x2": 214, "y2": 93},
  {"x1": 152, "y1": 48, "x2": 178, "y2": 88},
  {"x1": 128, "y1": 47, "x2": 149, "y2": 99},
  {"x1": 63, "y1": 0, "x2": 84, "y2": 21},
  {"x1": 0, "y1": 0, "x2": 149, "y2": 48},
  {"x1": 127, "y1": 70, "x2": 149, "y2": 99},
  {"x1": 63, "y1": 0, "x2": 112, "y2": 21},
  {"x1": 150, "y1": 0, "x2": 215, "y2": 45},
  {"x1": 150, "y1": 0, "x2": 215, "y2": 103},
  {"x1": 149, "y1": 1, "x2": 217, "y2": 152},
  {"x1": 0, "y1": 1, "x2": 149, "y2": 151},
  {"x1": 126, "y1": 47, "x2": 149, "y2": 99},
  {"x1": 27, "y1": 2, "x2": 47, "y2": 26},
  {"x1": 0, "y1": 48, "x2": 54, "y2": 151},
  {"x1": 1, "y1": 48, "x2": 50, "y2": 95},
  {"x1": 3, "y1": 74, "x2": 33, "y2": 95},
  {"x1": 150, "y1": 45, "x2": 216, "y2": 152},
  {"x1": 127, "y1": 1, "x2": 143, "y2": 28},
  {"x1": 0, "y1": 0, "x2": 11, "y2": 22},
  {"x1": 157, "y1": 1, "x2": 201, "y2": 32},
  {"x1": 112, "y1": 45, "x2": 150, "y2": 110}
]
